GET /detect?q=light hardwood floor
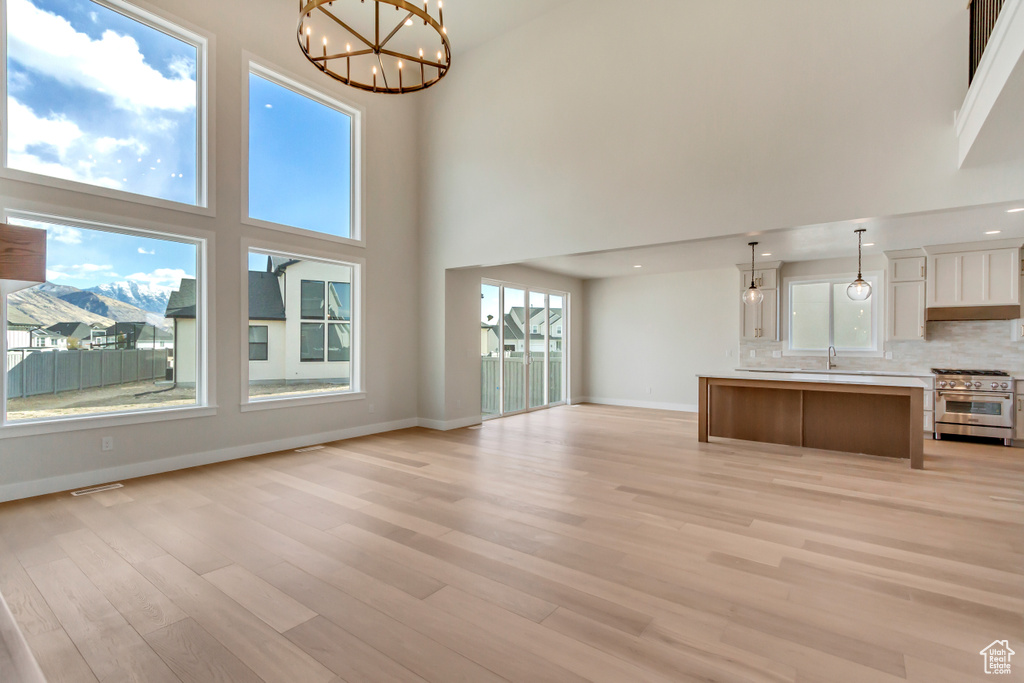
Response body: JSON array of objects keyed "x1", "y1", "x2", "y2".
[{"x1": 1, "y1": 404, "x2": 1022, "y2": 682}]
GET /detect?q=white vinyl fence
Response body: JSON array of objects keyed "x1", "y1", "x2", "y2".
[{"x1": 6, "y1": 348, "x2": 169, "y2": 399}]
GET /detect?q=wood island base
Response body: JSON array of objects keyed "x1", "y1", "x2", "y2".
[{"x1": 698, "y1": 376, "x2": 925, "y2": 469}]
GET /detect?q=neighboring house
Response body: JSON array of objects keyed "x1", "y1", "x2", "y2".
[
  {"x1": 499, "y1": 306, "x2": 564, "y2": 354},
  {"x1": 167, "y1": 259, "x2": 351, "y2": 387},
  {"x1": 6, "y1": 308, "x2": 37, "y2": 350},
  {"x1": 30, "y1": 328, "x2": 67, "y2": 350},
  {"x1": 97, "y1": 323, "x2": 173, "y2": 350},
  {"x1": 46, "y1": 322, "x2": 95, "y2": 348}
]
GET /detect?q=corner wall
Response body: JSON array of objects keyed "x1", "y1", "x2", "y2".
[{"x1": 582, "y1": 269, "x2": 739, "y2": 410}]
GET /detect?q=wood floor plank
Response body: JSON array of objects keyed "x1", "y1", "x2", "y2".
[
  {"x1": 202, "y1": 564, "x2": 317, "y2": 634},
  {"x1": 144, "y1": 618, "x2": 263, "y2": 683},
  {"x1": 25, "y1": 557, "x2": 179, "y2": 683}
]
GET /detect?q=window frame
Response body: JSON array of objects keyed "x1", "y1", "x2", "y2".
[
  {"x1": 240, "y1": 241, "x2": 364, "y2": 411},
  {"x1": 248, "y1": 324, "x2": 269, "y2": 361},
  {"x1": 0, "y1": 207, "x2": 213, "y2": 437},
  {"x1": 0, "y1": 0, "x2": 213, "y2": 215},
  {"x1": 783, "y1": 273, "x2": 884, "y2": 357},
  {"x1": 242, "y1": 57, "x2": 364, "y2": 247}
]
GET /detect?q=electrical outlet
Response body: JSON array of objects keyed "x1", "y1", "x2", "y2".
[
  {"x1": 646, "y1": 386, "x2": 652, "y2": 394},
  {"x1": 101, "y1": 436, "x2": 114, "y2": 452},
  {"x1": 885, "y1": 351, "x2": 893, "y2": 360},
  {"x1": 749, "y1": 350, "x2": 756, "y2": 358},
  {"x1": 725, "y1": 349, "x2": 733, "y2": 358},
  {"x1": 368, "y1": 403, "x2": 375, "y2": 414},
  {"x1": 772, "y1": 350, "x2": 782, "y2": 358}
]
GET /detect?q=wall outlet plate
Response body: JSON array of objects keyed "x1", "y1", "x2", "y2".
[
  {"x1": 749, "y1": 350, "x2": 756, "y2": 358},
  {"x1": 101, "y1": 437, "x2": 113, "y2": 452},
  {"x1": 885, "y1": 351, "x2": 893, "y2": 360},
  {"x1": 772, "y1": 350, "x2": 782, "y2": 358}
]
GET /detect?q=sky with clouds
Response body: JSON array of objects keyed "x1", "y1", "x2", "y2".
[
  {"x1": 6, "y1": 0, "x2": 198, "y2": 292},
  {"x1": 6, "y1": 0, "x2": 198, "y2": 203}
]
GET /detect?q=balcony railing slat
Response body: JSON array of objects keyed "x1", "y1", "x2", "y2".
[{"x1": 970, "y1": 0, "x2": 1006, "y2": 83}]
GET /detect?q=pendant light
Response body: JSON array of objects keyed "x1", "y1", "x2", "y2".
[
  {"x1": 847, "y1": 228, "x2": 872, "y2": 301},
  {"x1": 742, "y1": 242, "x2": 764, "y2": 306}
]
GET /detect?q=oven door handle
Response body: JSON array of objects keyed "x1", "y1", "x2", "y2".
[{"x1": 936, "y1": 392, "x2": 1013, "y2": 401}]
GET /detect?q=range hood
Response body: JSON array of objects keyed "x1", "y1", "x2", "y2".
[{"x1": 925, "y1": 305, "x2": 1022, "y2": 322}]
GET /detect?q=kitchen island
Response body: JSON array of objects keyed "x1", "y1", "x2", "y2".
[{"x1": 698, "y1": 372, "x2": 927, "y2": 469}]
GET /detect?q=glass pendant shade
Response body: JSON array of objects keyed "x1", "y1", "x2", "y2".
[
  {"x1": 742, "y1": 285, "x2": 764, "y2": 305},
  {"x1": 846, "y1": 278, "x2": 872, "y2": 301},
  {"x1": 742, "y1": 241, "x2": 762, "y2": 306},
  {"x1": 847, "y1": 228, "x2": 872, "y2": 301}
]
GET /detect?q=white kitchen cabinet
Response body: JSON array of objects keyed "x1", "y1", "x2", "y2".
[
  {"x1": 888, "y1": 280, "x2": 925, "y2": 340},
  {"x1": 739, "y1": 269, "x2": 777, "y2": 290},
  {"x1": 740, "y1": 289, "x2": 778, "y2": 340},
  {"x1": 1017, "y1": 383, "x2": 1024, "y2": 440},
  {"x1": 926, "y1": 247, "x2": 1021, "y2": 308},
  {"x1": 890, "y1": 256, "x2": 925, "y2": 282},
  {"x1": 737, "y1": 262, "x2": 781, "y2": 341}
]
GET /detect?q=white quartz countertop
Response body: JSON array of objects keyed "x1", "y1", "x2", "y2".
[
  {"x1": 700, "y1": 372, "x2": 930, "y2": 389},
  {"x1": 735, "y1": 367, "x2": 933, "y2": 378}
]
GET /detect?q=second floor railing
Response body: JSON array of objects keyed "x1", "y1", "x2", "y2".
[{"x1": 970, "y1": 0, "x2": 1006, "y2": 83}]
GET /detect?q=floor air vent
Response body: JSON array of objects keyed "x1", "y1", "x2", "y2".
[
  {"x1": 295, "y1": 445, "x2": 326, "y2": 452},
  {"x1": 71, "y1": 483, "x2": 124, "y2": 496}
]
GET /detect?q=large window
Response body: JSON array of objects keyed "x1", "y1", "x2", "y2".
[
  {"x1": 3, "y1": 0, "x2": 206, "y2": 206},
  {"x1": 246, "y1": 249, "x2": 358, "y2": 402},
  {"x1": 788, "y1": 277, "x2": 878, "y2": 353},
  {"x1": 247, "y1": 64, "x2": 358, "y2": 240},
  {"x1": 3, "y1": 212, "x2": 203, "y2": 424}
]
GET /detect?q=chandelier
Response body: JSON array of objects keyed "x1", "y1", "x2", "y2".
[{"x1": 297, "y1": 0, "x2": 452, "y2": 94}]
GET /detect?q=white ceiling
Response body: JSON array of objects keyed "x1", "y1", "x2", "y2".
[
  {"x1": 442, "y1": 0, "x2": 576, "y2": 53},
  {"x1": 521, "y1": 201, "x2": 1024, "y2": 279}
]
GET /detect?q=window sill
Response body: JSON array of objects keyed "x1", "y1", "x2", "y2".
[
  {"x1": 0, "y1": 167, "x2": 213, "y2": 218},
  {"x1": 0, "y1": 405, "x2": 217, "y2": 439},
  {"x1": 241, "y1": 391, "x2": 366, "y2": 412},
  {"x1": 241, "y1": 216, "x2": 364, "y2": 248}
]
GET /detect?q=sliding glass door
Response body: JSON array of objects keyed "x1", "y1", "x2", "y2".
[{"x1": 481, "y1": 280, "x2": 568, "y2": 418}]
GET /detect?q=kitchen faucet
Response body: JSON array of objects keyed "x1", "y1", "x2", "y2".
[{"x1": 827, "y1": 346, "x2": 837, "y2": 370}]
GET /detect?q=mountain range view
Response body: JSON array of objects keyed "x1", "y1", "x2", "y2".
[{"x1": 8, "y1": 281, "x2": 173, "y2": 330}]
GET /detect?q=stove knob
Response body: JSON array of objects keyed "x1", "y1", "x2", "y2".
[
  {"x1": 974, "y1": 382, "x2": 983, "y2": 389},
  {"x1": 938, "y1": 381, "x2": 948, "y2": 388},
  {"x1": 992, "y1": 382, "x2": 999, "y2": 389},
  {"x1": 947, "y1": 381, "x2": 957, "y2": 388},
  {"x1": 1001, "y1": 382, "x2": 1010, "y2": 389}
]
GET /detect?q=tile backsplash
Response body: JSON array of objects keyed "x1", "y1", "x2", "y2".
[{"x1": 740, "y1": 320, "x2": 1024, "y2": 376}]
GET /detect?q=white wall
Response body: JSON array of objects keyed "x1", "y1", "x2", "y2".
[
  {"x1": 583, "y1": 269, "x2": 739, "y2": 410},
  {"x1": 0, "y1": 0, "x2": 420, "y2": 501},
  {"x1": 247, "y1": 320, "x2": 286, "y2": 382},
  {"x1": 173, "y1": 319, "x2": 197, "y2": 387}
]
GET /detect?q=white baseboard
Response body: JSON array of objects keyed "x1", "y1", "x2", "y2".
[
  {"x1": 578, "y1": 396, "x2": 699, "y2": 413},
  {"x1": 417, "y1": 415, "x2": 483, "y2": 431},
  {"x1": 0, "y1": 417, "x2": 420, "y2": 504}
]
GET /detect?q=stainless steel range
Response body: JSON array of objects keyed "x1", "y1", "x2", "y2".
[{"x1": 933, "y1": 369, "x2": 1015, "y2": 445}]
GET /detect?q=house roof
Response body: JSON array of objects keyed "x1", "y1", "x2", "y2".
[
  {"x1": 104, "y1": 322, "x2": 173, "y2": 341},
  {"x1": 165, "y1": 274, "x2": 286, "y2": 321},
  {"x1": 248, "y1": 272, "x2": 287, "y2": 320},
  {"x1": 46, "y1": 322, "x2": 93, "y2": 339},
  {"x1": 165, "y1": 279, "x2": 197, "y2": 318}
]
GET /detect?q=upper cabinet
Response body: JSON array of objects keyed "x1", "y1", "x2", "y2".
[
  {"x1": 886, "y1": 251, "x2": 926, "y2": 341},
  {"x1": 926, "y1": 246, "x2": 1022, "y2": 309},
  {"x1": 0, "y1": 223, "x2": 46, "y2": 298},
  {"x1": 737, "y1": 261, "x2": 782, "y2": 341}
]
